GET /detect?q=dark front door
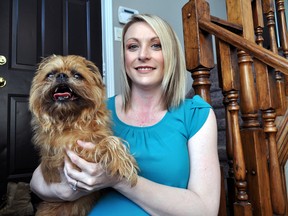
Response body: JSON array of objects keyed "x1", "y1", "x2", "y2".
[{"x1": 0, "y1": 0, "x2": 102, "y2": 197}]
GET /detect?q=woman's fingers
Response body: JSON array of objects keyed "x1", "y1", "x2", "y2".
[
  {"x1": 64, "y1": 141, "x2": 122, "y2": 192},
  {"x1": 66, "y1": 149, "x2": 100, "y2": 175},
  {"x1": 64, "y1": 150, "x2": 104, "y2": 190},
  {"x1": 77, "y1": 140, "x2": 95, "y2": 149}
]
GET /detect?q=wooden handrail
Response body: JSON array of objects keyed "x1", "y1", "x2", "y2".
[
  {"x1": 211, "y1": 16, "x2": 243, "y2": 34},
  {"x1": 198, "y1": 18, "x2": 288, "y2": 76}
]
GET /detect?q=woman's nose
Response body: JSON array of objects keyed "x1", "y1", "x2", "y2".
[{"x1": 138, "y1": 47, "x2": 150, "y2": 61}]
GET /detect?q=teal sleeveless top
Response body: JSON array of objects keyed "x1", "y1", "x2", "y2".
[{"x1": 88, "y1": 95, "x2": 211, "y2": 216}]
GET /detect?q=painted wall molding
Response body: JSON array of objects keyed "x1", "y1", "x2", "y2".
[{"x1": 101, "y1": 0, "x2": 115, "y2": 97}]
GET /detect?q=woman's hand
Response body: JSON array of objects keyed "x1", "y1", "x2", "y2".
[
  {"x1": 64, "y1": 140, "x2": 121, "y2": 192},
  {"x1": 30, "y1": 165, "x2": 86, "y2": 202},
  {"x1": 30, "y1": 140, "x2": 119, "y2": 202},
  {"x1": 52, "y1": 167, "x2": 87, "y2": 201}
]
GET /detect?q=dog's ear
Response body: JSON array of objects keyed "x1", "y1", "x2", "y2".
[
  {"x1": 41, "y1": 54, "x2": 58, "y2": 63},
  {"x1": 37, "y1": 54, "x2": 59, "y2": 70},
  {"x1": 85, "y1": 60, "x2": 101, "y2": 76}
]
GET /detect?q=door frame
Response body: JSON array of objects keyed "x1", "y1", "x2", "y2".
[{"x1": 101, "y1": 0, "x2": 115, "y2": 97}]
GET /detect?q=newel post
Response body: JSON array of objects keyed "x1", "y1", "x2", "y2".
[{"x1": 182, "y1": 0, "x2": 214, "y2": 103}]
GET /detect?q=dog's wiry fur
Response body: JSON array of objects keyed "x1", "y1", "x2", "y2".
[{"x1": 29, "y1": 55, "x2": 138, "y2": 216}]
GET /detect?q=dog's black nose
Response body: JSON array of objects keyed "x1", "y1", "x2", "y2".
[{"x1": 56, "y1": 73, "x2": 68, "y2": 83}]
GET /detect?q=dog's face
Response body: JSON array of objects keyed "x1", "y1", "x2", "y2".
[{"x1": 29, "y1": 55, "x2": 105, "y2": 123}]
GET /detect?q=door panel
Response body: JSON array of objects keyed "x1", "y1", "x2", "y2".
[
  {"x1": 8, "y1": 95, "x2": 37, "y2": 178},
  {"x1": 12, "y1": 0, "x2": 38, "y2": 69},
  {"x1": 0, "y1": 0, "x2": 102, "y2": 197}
]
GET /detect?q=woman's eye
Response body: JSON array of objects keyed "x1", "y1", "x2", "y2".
[
  {"x1": 152, "y1": 43, "x2": 162, "y2": 50},
  {"x1": 127, "y1": 44, "x2": 138, "y2": 51}
]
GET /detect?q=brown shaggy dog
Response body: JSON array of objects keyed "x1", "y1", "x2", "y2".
[{"x1": 29, "y1": 55, "x2": 138, "y2": 216}]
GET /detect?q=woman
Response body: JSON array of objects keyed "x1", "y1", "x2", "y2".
[{"x1": 30, "y1": 14, "x2": 220, "y2": 215}]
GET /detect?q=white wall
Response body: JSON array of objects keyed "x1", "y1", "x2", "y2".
[{"x1": 102, "y1": 0, "x2": 226, "y2": 96}]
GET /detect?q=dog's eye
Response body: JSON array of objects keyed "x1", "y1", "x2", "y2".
[
  {"x1": 74, "y1": 73, "x2": 83, "y2": 79},
  {"x1": 72, "y1": 70, "x2": 83, "y2": 80},
  {"x1": 46, "y1": 72, "x2": 56, "y2": 79}
]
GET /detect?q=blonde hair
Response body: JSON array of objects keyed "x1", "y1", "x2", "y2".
[{"x1": 121, "y1": 14, "x2": 186, "y2": 110}]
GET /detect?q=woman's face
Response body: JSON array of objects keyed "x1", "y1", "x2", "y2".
[{"x1": 124, "y1": 22, "x2": 164, "y2": 90}]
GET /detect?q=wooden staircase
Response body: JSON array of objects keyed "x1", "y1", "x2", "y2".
[{"x1": 182, "y1": 0, "x2": 288, "y2": 215}]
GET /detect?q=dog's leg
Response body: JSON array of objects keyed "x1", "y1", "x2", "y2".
[{"x1": 41, "y1": 157, "x2": 62, "y2": 183}]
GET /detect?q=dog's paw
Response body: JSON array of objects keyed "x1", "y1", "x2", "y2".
[
  {"x1": 70, "y1": 136, "x2": 138, "y2": 187},
  {"x1": 95, "y1": 136, "x2": 139, "y2": 187}
]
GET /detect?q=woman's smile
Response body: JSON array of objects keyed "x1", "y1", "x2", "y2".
[{"x1": 135, "y1": 66, "x2": 156, "y2": 72}]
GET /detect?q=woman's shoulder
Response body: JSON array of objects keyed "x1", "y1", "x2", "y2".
[
  {"x1": 178, "y1": 95, "x2": 212, "y2": 138},
  {"x1": 107, "y1": 95, "x2": 116, "y2": 102},
  {"x1": 107, "y1": 95, "x2": 117, "y2": 110},
  {"x1": 183, "y1": 95, "x2": 211, "y2": 109}
]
